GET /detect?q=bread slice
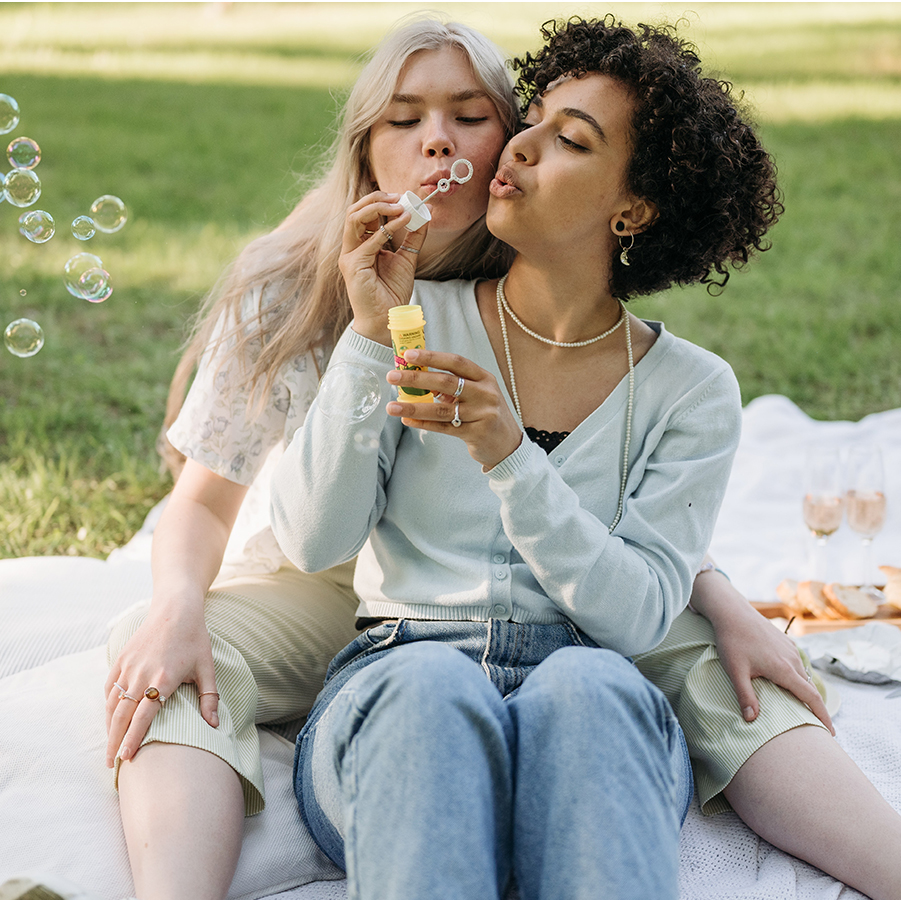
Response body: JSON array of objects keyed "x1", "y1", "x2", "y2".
[
  {"x1": 797, "y1": 580, "x2": 842, "y2": 619},
  {"x1": 824, "y1": 583, "x2": 878, "y2": 619},
  {"x1": 775, "y1": 578, "x2": 804, "y2": 615},
  {"x1": 878, "y1": 565, "x2": 901, "y2": 611}
]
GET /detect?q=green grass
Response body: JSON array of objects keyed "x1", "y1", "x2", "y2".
[{"x1": 2, "y1": 2, "x2": 901, "y2": 557}]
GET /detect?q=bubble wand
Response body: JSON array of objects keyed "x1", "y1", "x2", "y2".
[{"x1": 398, "y1": 159, "x2": 473, "y2": 231}]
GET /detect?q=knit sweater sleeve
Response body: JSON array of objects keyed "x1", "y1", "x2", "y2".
[
  {"x1": 270, "y1": 325, "x2": 401, "y2": 573},
  {"x1": 487, "y1": 365, "x2": 742, "y2": 657}
]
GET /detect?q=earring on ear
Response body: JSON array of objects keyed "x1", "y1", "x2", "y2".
[{"x1": 619, "y1": 230, "x2": 634, "y2": 266}]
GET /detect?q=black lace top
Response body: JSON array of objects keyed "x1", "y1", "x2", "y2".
[{"x1": 525, "y1": 426, "x2": 570, "y2": 454}]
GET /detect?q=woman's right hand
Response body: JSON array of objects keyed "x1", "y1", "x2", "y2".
[
  {"x1": 104, "y1": 605, "x2": 219, "y2": 766},
  {"x1": 338, "y1": 191, "x2": 427, "y2": 345}
]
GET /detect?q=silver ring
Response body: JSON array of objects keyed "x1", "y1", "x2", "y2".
[
  {"x1": 453, "y1": 377, "x2": 465, "y2": 398},
  {"x1": 379, "y1": 224, "x2": 393, "y2": 243},
  {"x1": 806, "y1": 672, "x2": 813, "y2": 684},
  {"x1": 451, "y1": 404, "x2": 461, "y2": 427},
  {"x1": 399, "y1": 245, "x2": 420, "y2": 254},
  {"x1": 113, "y1": 681, "x2": 127, "y2": 693}
]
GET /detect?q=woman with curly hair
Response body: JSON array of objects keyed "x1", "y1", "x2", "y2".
[{"x1": 268, "y1": 15, "x2": 816, "y2": 899}]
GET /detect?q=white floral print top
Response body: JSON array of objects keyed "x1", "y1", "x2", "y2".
[{"x1": 167, "y1": 286, "x2": 331, "y2": 579}]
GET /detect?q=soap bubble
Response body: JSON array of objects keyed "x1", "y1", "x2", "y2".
[
  {"x1": 19, "y1": 289, "x2": 26, "y2": 296},
  {"x1": 64, "y1": 252, "x2": 103, "y2": 298},
  {"x1": 4, "y1": 168, "x2": 41, "y2": 207},
  {"x1": 0, "y1": 95, "x2": 19, "y2": 134},
  {"x1": 353, "y1": 429, "x2": 381, "y2": 454},
  {"x1": 7, "y1": 137, "x2": 40, "y2": 169},
  {"x1": 18, "y1": 209, "x2": 55, "y2": 243},
  {"x1": 78, "y1": 266, "x2": 113, "y2": 303},
  {"x1": 317, "y1": 362, "x2": 382, "y2": 423},
  {"x1": 71, "y1": 215, "x2": 96, "y2": 241},
  {"x1": 4, "y1": 318, "x2": 44, "y2": 357},
  {"x1": 89, "y1": 195, "x2": 127, "y2": 233}
]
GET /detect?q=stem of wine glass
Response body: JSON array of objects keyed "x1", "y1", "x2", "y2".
[
  {"x1": 809, "y1": 534, "x2": 828, "y2": 582},
  {"x1": 860, "y1": 535, "x2": 875, "y2": 590}
]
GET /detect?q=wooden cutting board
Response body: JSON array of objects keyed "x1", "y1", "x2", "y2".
[{"x1": 751, "y1": 600, "x2": 901, "y2": 634}]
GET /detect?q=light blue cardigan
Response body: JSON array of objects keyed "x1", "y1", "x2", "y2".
[{"x1": 271, "y1": 279, "x2": 741, "y2": 657}]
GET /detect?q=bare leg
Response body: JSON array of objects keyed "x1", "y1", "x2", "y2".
[
  {"x1": 724, "y1": 725, "x2": 901, "y2": 900},
  {"x1": 118, "y1": 743, "x2": 245, "y2": 900}
]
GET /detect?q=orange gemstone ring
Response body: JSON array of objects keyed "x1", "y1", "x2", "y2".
[{"x1": 144, "y1": 686, "x2": 166, "y2": 704}]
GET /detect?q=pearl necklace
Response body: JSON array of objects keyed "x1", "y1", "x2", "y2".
[{"x1": 496, "y1": 273, "x2": 634, "y2": 533}]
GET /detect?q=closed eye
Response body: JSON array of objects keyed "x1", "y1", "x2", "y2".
[
  {"x1": 388, "y1": 119, "x2": 419, "y2": 128},
  {"x1": 458, "y1": 116, "x2": 489, "y2": 124},
  {"x1": 559, "y1": 135, "x2": 589, "y2": 152}
]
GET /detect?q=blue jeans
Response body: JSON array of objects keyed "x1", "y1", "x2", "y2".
[{"x1": 295, "y1": 619, "x2": 692, "y2": 900}]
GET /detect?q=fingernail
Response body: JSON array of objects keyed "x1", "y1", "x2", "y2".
[
  {"x1": 120, "y1": 746, "x2": 131, "y2": 761},
  {"x1": 404, "y1": 349, "x2": 420, "y2": 362},
  {"x1": 743, "y1": 706, "x2": 755, "y2": 720},
  {"x1": 386, "y1": 370, "x2": 401, "y2": 383},
  {"x1": 386, "y1": 402, "x2": 403, "y2": 415},
  {"x1": 211, "y1": 714, "x2": 219, "y2": 728}
]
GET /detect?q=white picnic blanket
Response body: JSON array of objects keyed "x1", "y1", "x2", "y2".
[{"x1": 2, "y1": 394, "x2": 900, "y2": 899}]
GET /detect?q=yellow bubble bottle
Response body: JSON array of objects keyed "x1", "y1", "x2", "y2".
[{"x1": 387, "y1": 304, "x2": 433, "y2": 403}]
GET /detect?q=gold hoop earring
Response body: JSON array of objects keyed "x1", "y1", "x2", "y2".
[{"x1": 619, "y1": 231, "x2": 635, "y2": 266}]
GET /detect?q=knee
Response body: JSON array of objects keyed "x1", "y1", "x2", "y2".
[
  {"x1": 361, "y1": 642, "x2": 502, "y2": 722},
  {"x1": 522, "y1": 647, "x2": 670, "y2": 727},
  {"x1": 106, "y1": 604, "x2": 149, "y2": 661}
]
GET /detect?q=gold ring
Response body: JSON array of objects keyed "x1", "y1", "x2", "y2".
[
  {"x1": 198, "y1": 691, "x2": 220, "y2": 699},
  {"x1": 379, "y1": 224, "x2": 393, "y2": 243},
  {"x1": 119, "y1": 691, "x2": 139, "y2": 703}
]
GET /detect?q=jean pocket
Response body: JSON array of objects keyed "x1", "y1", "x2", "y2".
[{"x1": 667, "y1": 714, "x2": 694, "y2": 825}]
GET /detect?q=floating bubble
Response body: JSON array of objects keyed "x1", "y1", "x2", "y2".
[
  {"x1": 317, "y1": 362, "x2": 382, "y2": 423},
  {"x1": 4, "y1": 318, "x2": 44, "y2": 357},
  {"x1": 0, "y1": 171, "x2": 5, "y2": 203},
  {"x1": 89, "y1": 195, "x2": 127, "y2": 233},
  {"x1": 7, "y1": 136, "x2": 40, "y2": 169},
  {"x1": 4, "y1": 168, "x2": 41, "y2": 207},
  {"x1": 19, "y1": 289, "x2": 26, "y2": 296},
  {"x1": 78, "y1": 266, "x2": 113, "y2": 303},
  {"x1": 353, "y1": 429, "x2": 381, "y2": 454},
  {"x1": 18, "y1": 209, "x2": 55, "y2": 243},
  {"x1": 0, "y1": 95, "x2": 20, "y2": 135},
  {"x1": 64, "y1": 252, "x2": 103, "y2": 298},
  {"x1": 71, "y1": 215, "x2": 96, "y2": 241}
]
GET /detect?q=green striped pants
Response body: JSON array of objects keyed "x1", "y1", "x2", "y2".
[{"x1": 108, "y1": 569, "x2": 821, "y2": 817}]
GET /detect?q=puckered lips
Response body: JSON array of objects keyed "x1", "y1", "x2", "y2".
[
  {"x1": 418, "y1": 167, "x2": 461, "y2": 199},
  {"x1": 489, "y1": 164, "x2": 520, "y2": 199}
]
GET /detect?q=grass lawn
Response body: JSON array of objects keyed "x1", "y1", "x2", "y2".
[{"x1": 2, "y1": 2, "x2": 900, "y2": 557}]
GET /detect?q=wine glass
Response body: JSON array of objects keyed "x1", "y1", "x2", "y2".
[
  {"x1": 802, "y1": 447, "x2": 844, "y2": 581},
  {"x1": 845, "y1": 444, "x2": 886, "y2": 598}
]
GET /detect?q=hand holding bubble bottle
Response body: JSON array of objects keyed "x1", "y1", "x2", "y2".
[{"x1": 398, "y1": 159, "x2": 474, "y2": 231}]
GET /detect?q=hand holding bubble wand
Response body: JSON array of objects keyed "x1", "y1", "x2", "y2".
[{"x1": 398, "y1": 159, "x2": 473, "y2": 231}]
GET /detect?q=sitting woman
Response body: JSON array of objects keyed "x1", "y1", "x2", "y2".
[
  {"x1": 270, "y1": 16, "x2": 766, "y2": 898},
  {"x1": 107, "y1": 14, "x2": 900, "y2": 900}
]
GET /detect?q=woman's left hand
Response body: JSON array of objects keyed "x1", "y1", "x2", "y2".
[
  {"x1": 709, "y1": 596, "x2": 835, "y2": 734},
  {"x1": 386, "y1": 348, "x2": 523, "y2": 469}
]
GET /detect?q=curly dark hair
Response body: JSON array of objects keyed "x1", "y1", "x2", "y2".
[{"x1": 513, "y1": 16, "x2": 783, "y2": 300}]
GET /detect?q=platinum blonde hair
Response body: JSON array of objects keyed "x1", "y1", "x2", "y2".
[{"x1": 162, "y1": 15, "x2": 517, "y2": 474}]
